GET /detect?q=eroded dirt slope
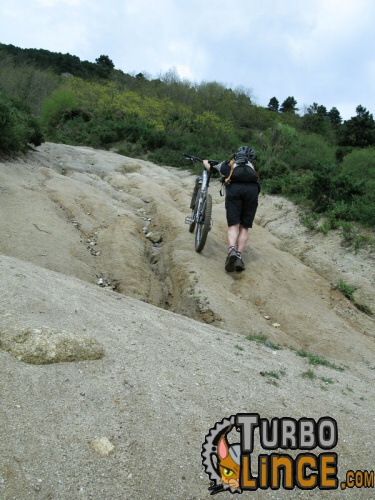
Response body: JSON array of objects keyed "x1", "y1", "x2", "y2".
[
  {"x1": 1, "y1": 143, "x2": 373, "y2": 366},
  {"x1": 0, "y1": 143, "x2": 374, "y2": 498}
]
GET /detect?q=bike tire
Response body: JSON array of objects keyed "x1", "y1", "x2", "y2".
[
  {"x1": 195, "y1": 193, "x2": 212, "y2": 253},
  {"x1": 189, "y1": 188, "x2": 201, "y2": 233}
]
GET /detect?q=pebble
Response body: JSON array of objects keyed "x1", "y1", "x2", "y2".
[{"x1": 90, "y1": 437, "x2": 115, "y2": 457}]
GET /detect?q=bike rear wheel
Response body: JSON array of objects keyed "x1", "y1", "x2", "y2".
[{"x1": 195, "y1": 193, "x2": 212, "y2": 253}]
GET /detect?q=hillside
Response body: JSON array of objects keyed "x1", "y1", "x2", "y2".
[{"x1": 0, "y1": 143, "x2": 374, "y2": 499}]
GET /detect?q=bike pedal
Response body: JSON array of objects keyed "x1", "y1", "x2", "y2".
[{"x1": 185, "y1": 216, "x2": 193, "y2": 224}]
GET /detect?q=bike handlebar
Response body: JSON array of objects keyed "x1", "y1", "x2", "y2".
[{"x1": 182, "y1": 152, "x2": 219, "y2": 166}]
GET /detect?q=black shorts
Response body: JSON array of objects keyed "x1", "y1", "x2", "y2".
[{"x1": 225, "y1": 182, "x2": 259, "y2": 228}]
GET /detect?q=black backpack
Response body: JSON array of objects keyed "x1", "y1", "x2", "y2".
[{"x1": 224, "y1": 160, "x2": 258, "y2": 184}]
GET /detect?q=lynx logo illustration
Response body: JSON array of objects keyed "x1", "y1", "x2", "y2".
[{"x1": 201, "y1": 413, "x2": 340, "y2": 495}]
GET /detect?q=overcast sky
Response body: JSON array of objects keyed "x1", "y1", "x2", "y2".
[{"x1": 1, "y1": 0, "x2": 374, "y2": 120}]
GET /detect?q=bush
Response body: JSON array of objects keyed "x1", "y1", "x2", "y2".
[
  {"x1": 284, "y1": 171, "x2": 314, "y2": 201},
  {"x1": 337, "y1": 278, "x2": 357, "y2": 299},
  {"x1": 282, "y1": 132, "x2": 336, "y2": 171},
  {"x1": 0, "y1": 92, "x2": 23, "y2": 152},
  {"x1": 40, "y1": 89, "x2": 78, "y2": 138},
  {"x1": 340, "y1": 147, "x2": 375, "y2": 181},
  {"x1": 148, "y1": 148, "x2": 189, "y2": 168},
  {"x1": 258, "y1": 156, "x2": 290, "y2": 180},
  {"x1": 0, "y1": 91, "x2": 44, "y2": 153},
  {"x1": 351, "y1": 180, "x2": 375, "y2": 226},
  {"x1": 327, "y1": 200, "x2": 354, "y2": 223}
]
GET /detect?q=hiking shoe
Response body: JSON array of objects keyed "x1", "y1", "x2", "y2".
[
  {"x1": 225, "y1": 249, "x2": 237, "y2": 272},
  {"x1": 235, "y1": 257, "x2": 245, "y2": 272}
]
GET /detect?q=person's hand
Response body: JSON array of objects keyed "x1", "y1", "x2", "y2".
[{"x1": 203, "y1": 159, "x2": 211, "y2": 170}]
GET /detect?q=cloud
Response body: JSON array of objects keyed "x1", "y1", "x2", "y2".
[
  {"x1": 0, "y1": 0, "x2": 92, "y2": 53},
  {"x1": 36, "y1": 0, "x2": 87, "y2": 6},
  {"x1": 0, "y1": 0, "x2": 374, "y2": 118},
  {"x1": 283, "y1": 0, "x2": 375, "y2": 66}
]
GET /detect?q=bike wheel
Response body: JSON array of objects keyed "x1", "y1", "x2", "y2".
[
  {"x1": 189, "y1": 188, "x2": 200, "y2": 233},
  {"x1": 195, "y1": 193, "x2": 212, "y2": 253}
]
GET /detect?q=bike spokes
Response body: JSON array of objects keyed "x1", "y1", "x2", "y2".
[{"x1": 195, "y1": 194, "x2": 212, "y2": 253}]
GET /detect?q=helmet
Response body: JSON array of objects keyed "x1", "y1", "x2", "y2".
[{"x1": 235, "y1": 145, "x2": 254, "y2": 163}]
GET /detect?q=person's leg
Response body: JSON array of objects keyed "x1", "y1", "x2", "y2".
[
  {"x1": 235, "y1": 225, "x2": 248, "y2": 272},
  {"x1": 225, "y1": 184, "x2": 244, "y2": 272},
  {"x1": 237, "y1": 225, "x2": 249, "y2": 253},
  {"x1": 234, "y1": 184, "x2": 258, "y2": 272},
  {"x1": 226, "y1": 223, "x2": 248, "y2": 251},
  {"x1": 225, "y1": 224, "x2": 239, "y2": 272},
  {"x1": 227, "y1": 224, "x2": 240, "y2": 248}
]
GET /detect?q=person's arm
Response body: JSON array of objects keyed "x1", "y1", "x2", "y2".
[
  {"x1": 203, "y1": 160, "x2": 223, "y2": 173},
  {"x1": 203, "y1": 159, "x2": 211, "y2": 171}
]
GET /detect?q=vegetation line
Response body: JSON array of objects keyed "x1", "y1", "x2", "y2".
[{"x1": 1, "y1": 42, "x2": 374, "y2": 235}]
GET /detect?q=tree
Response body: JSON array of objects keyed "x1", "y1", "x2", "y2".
[
  {"x1": 306, "y1": 102, "x2": 327, "y2": 117},
  {"x1": 339, "y1": 105, "x2": 375, "y2": 148},
  {"x1": 301, "y1": 102, "x2": 331, "y2": 137},
  {"x1": 267, "y1": 97, "x2": 279, "y2": 112},
  {"x1": 95, "y1": 55, "x2": 114, "y2": 78},
  {"x1": 280, "y1": 96, "x2": 298, "y2": 114},
  {"x1": 327, "y1": 107, "x2": 342, "y2": 126}
]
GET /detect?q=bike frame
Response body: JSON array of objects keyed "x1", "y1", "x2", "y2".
[{"x1": 183, "y1": 153, "x2": 218, "y2": 252}]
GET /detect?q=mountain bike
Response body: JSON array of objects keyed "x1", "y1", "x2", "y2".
[{"x1": 183, "y1": 153, "x2": 219, "y2": 253}]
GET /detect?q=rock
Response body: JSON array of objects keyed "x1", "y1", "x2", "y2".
[
  {"x1": 97, "y1": 275, "x2": 111, "y2": 287},
  {"x1": 146, "y1": 231, "x2": 163, "y2": 244},
  {"x1": 90, "y1": 437, "x2": 115, "y2": 457},
  {"x1": 352, "y1": 286, "x2": 375, "y2": 317},
  {"x1": 0, "y1": 325, "x2": 105, "y2": 364}
]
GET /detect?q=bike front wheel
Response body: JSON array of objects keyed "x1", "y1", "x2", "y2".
[
  {"x1": 195, "y1": 193, "x2": 212, "y2": 253},
  {"x1": 188, "y1": 188, "x2": 200, "y2": 233}
]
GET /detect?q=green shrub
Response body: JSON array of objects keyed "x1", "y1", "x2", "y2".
[
  {"x1": 327, "y1": 200, "x2": 354, "y2": 223},
  {"x1": 257, "y1": 156, "x2": 291, "y2": 194},
  {"x1": 148, "y1": 148, "x2": 189, "y2": 167},
  {"x1": 337, "y1": 278, "x2": 357, "y2": 299},
  {"x1": 340, "y1": 147, "x2": 375, "y2": 181},
  {"x1": 351, "y1": 180, "x2": 375, "y2": 226},
  {"x1": 283, "y1": 132, "x2": 336, "y2": 171},
  {"x1": 40, "y1": 89, "x2": 78, "y2": 138},
  {"x1": 300, "y1": 213, "x2": 318, "y2": 230},
  {"x1": 295, "y1": 349, "x2": 345, "y2": 371},
  {"x1": 0, "y1": 91, "x2": 43, "y2": 153},
  {"x1": 317, "y1": 220, "x2": 331, "y2": 235}
]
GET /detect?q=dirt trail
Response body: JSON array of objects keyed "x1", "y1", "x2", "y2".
[{"x1": 0, "y1": 143, "x2": 374, "y2": 499}]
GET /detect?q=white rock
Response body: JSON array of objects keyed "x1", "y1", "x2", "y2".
[{"x1": 90, "y1": 437, "x2": 115, "y2": 457}]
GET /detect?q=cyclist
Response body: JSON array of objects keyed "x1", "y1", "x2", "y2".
[{"x1": 203, "y1": 146, "x2": 260, "y2": 273}]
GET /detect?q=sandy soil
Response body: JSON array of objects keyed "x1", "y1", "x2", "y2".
[{"x1": 0, "y1": 143, "x2": 374, "y2": 499}]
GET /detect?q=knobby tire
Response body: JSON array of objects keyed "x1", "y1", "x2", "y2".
[
  {"x1": 195, "y1": 193, "x2": 212, "y2": 253},
  {"x1": 189, "y1": 188, "x2": 200, "y2": 233}
]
